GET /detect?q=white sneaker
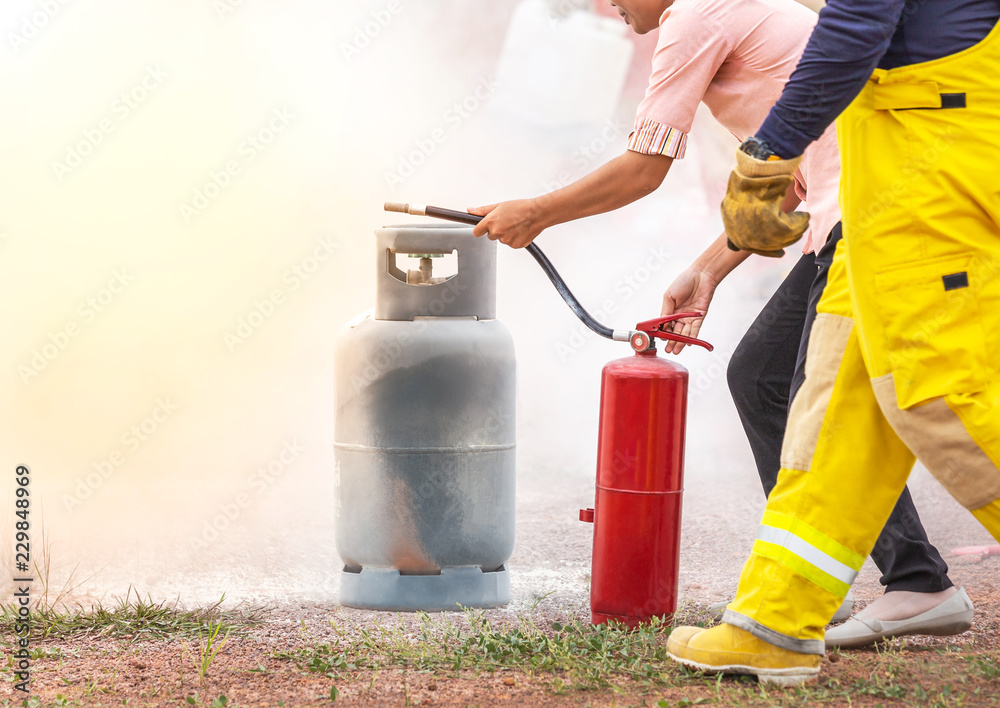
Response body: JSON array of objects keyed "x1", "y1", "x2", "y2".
[
  {"x1": 825, "y1": 587, "x2": 974, "y2": 649},
  {"x1": 708, "y1": 589, "x2": 853, "y2": 624},
  {"x1": 832, "y1": 589, "x2": 854, "y2": 623}
]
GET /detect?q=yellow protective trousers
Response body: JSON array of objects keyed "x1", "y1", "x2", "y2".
[{"x1": 723, "y1": 22, "x2": 1000, "y2": 654}]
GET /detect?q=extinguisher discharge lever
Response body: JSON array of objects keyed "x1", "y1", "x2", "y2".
[{"x1": 633, "y1": 315, "x2": 714, "y2": 353}]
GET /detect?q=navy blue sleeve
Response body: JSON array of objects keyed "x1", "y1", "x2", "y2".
[{"x1": 756, "y1": 0, "x2": 908, "y2": 158}]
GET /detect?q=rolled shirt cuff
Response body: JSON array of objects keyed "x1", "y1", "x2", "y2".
[{"x1": 627, "y1": 117, "x2": 688, "y2": 158}]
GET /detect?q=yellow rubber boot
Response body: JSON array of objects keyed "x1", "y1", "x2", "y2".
[
  {"x1": 667, "y1": 623, "x2": 821, "y2": 686},
  {"x1": 667, "y1": 626, "x2": 702, "y2": 647}
]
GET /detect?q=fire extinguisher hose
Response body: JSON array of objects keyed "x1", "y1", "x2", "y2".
[{"x1": 384, "y1": 202, "x2": 616, "y2": 340}]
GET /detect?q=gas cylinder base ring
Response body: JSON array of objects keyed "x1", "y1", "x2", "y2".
[{"x1": 339, "y1": 565, "x2": 511, "y2": 611}]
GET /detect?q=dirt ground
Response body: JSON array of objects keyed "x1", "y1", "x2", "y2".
[
  {"x1": 5, "y1": 554, "x2": 998, "y2": 707},
  {"x1": 7, "y1": 572, "x2": 1000, "y2": 706},
  {"x1": 5, "y1": 460, "x2": 999, "y2": 707}
]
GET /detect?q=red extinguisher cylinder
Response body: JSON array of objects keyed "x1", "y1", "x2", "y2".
[{"x1": 583, "y1": 348, "x2": 689, "y2": 626}]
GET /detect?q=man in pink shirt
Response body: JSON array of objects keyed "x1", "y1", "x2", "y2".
[{"x1": 471, "y1": 0, "x2": 971, "y2": 647}]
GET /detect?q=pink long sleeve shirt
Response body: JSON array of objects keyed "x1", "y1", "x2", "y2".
[{"x1": 627, "y1": 0, "x2": 842, "y2": 253}]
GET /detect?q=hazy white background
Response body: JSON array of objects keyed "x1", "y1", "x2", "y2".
[{"x1": 1, "y1": 0, "x2": 980, "y2": 608}]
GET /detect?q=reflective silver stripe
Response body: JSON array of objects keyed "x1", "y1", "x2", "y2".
[
  {"x1": 722, "y1": 610, "x2": 825, "y2": 656},
  {"x1": 756, "y1": 525, "x2": 858, "y2": 586}
]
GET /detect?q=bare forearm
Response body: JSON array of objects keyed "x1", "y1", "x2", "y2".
[
  {"x1": 536, "y1": 151, "x2": 673, "y2": 229},
  {"x1": 702, "y1": 185, "x2": 803, "y2": 282},
  {"x1": 694, "y1": 233, "x2": 752, "y2": 283}
]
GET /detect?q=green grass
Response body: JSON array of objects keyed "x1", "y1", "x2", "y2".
[
  {"x1": 269, "y1": 608, "x2": 1000, "y2": 706},
  {"x1": 0, "y1": 590, "x2": 264, "y2": 641},
  {"x1": 967, "y1": 652, "x2": 1000, "y2": 680},
  {"x1": 274, "y1": 608, "x2": 680, "y2": 692},
  {"x1": 4, "y1": 589, "x2": 997, "y2": 707},
  {"x1": 182, "y1": 619, "x2": 233, "y2": 678}
]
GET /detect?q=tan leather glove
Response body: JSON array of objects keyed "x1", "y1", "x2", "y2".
[{"x1": 721, "y1": 149, "x2": 810, "y2": 258}]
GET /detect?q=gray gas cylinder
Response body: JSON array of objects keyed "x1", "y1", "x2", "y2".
[{"x1": 334, "y1": 224, "x2": 515, "y2": 610}]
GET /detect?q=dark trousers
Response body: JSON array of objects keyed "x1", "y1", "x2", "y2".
[{"x1": 727, "y1": 224, "x2": 952, "y2": 593}]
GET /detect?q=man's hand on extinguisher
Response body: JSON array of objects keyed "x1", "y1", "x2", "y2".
[
  {"x1": 660, "y1": 267, "x2": 717, "y2": 355},
  {"x1": 660, "y1": 231, "x2": 753, "y2": 354}
]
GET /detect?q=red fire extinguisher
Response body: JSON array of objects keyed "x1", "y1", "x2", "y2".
[{"x1": 580, "y1": 314, "x2": 713, "y2": 627}]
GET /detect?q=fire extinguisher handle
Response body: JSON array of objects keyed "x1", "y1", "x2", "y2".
[{"x1": 634, "y1": 314, "x2": 714, "y2": 352}]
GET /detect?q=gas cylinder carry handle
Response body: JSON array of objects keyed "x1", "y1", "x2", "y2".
[{"x1": 632, "y1": 314, "x2": 714, "y2": 353}]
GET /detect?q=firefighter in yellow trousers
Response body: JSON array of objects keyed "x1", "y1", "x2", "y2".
[{"x1": 666, "y1": 0, "x2": 1000, "y2": 686}]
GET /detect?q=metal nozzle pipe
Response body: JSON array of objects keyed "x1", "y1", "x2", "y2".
[{"x1": 385, "y1": 202, "x2": 427, "y2": 217}]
